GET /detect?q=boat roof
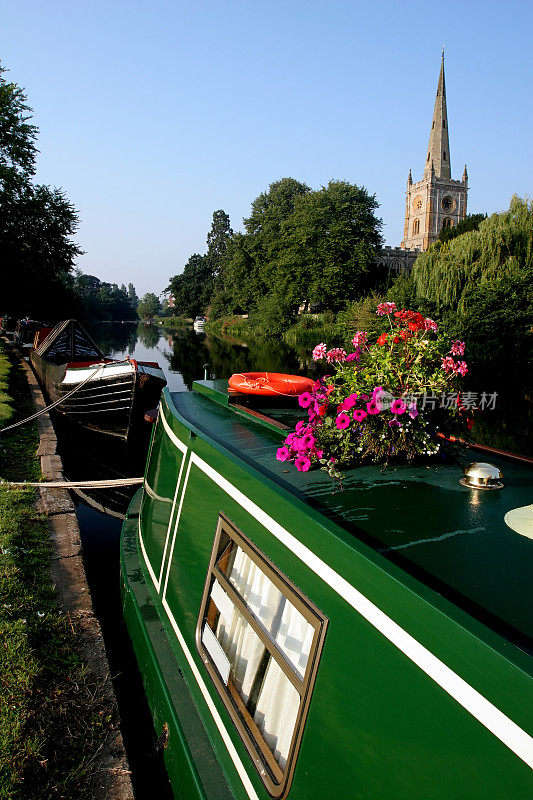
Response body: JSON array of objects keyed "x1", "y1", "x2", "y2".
[
  {"x1": 33, "y1": 319, "x2": 104, "y2": 360},
  {"x1": 168, "y1": 380, "x2": 533, "y2": 654}
]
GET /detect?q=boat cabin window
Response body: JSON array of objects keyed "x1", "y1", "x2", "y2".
[{"x1": 197, "y1": 514, "x2": 327, "y2": 798}]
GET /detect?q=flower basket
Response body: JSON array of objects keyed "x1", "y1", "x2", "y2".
[{"x1": 276, "y1": 303, "x2": 471, "y2": 480}]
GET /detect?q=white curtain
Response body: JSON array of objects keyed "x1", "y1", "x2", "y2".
[{"x1": 214, "y1": 546, "x2": 314, "y2": 770}]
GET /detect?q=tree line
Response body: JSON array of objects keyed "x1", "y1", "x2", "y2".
[{"x1": 167, "y1": 178, "x2": 385, "y2": 333}]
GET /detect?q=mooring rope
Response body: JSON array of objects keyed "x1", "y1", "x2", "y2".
[
  {"x1": 0, "y1": 477, "x2": 144, "y2": 489},
  {"x1": 0, "y1": 362, "x2": 108, "y2": 435}
]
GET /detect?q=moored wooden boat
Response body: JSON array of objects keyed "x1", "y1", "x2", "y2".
[
  {"x1": 121, "y1": 379, "x2": 533, "y2": 799},
  {"x1": 31, "y1": 320, "x2": 166, "y2": 439}
]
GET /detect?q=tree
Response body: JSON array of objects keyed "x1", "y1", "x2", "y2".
[
  {"x1": 206, "y1": 209, "x2": 233, "y2": 279},
  {"x1": 168, "y1": 254, "x2": 213, "y2": 318},
  {"x1": 438, "y1": 213, "x2": 487, "y2": 244},
  {"x1": 138, "y1": 292, "x2": 161, "y2": 320},
  {"x1": 127, "y1": 282, "x2": 139, "y2": 309},
  {"x1": 413, "y1": 196, "x2": 533, "y2": 311},
  {"x1": 0, "y1": 64, "x2": 38, "y2": 185},
  {"x1": 0, "y1": 63, "x2": 82, "y2": 316},
  {"x1": 277, "y1": 180, "x2": 383, "y2": 310}
]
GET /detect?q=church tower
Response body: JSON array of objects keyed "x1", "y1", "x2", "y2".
[{"x1": 401, "y1": 51, "x2": 468, "y2": 251}]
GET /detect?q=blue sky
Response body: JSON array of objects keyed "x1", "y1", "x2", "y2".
[{"x1": 1, "y1": 0, "x2": 532, "y2": 297}]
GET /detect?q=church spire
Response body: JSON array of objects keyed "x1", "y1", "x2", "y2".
[{"x1": 424, "y1": 49, "x2": 451, "y2": 180}]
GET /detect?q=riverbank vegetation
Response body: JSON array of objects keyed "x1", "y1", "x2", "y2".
[{"x1": 0, "y1": 343, "x2": 118, "y2": 798}]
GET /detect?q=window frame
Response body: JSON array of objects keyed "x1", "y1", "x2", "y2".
[{"x1": 196, "y1": 512, "x2": 328, "y2": 798}]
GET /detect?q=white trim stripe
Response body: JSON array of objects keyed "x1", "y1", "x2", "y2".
[
  {"x1": 139, "y1": 408, "x2": 188, "y2": 592},
  {"x1": 188, "y1": 452, "x2": 533, "y2": 771}
]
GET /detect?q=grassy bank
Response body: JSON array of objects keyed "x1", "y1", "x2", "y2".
[
  {"x1": 153, "y1": 315, "x2": 190, "y2": 328},
  {"x1": 0, "y1": 342, "x2": 117, "y2": 799}
]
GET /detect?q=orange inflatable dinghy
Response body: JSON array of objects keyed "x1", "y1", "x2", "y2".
[{"x1": 228, "y1": 372, "x2": 314, "y2": 397}]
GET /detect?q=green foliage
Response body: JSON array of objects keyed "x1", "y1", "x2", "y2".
[
  {"x1": 0, "y1": 64, "x2": 38, "y2": 184},
  {"x1": 72, "y1": 272, "x2": 138, "y2": 322},
  {"x1": 137, "y1": 291, "x2": 161, "y2": 319},
  {"x1": 337, "y1": 293, "x2": 385, "y2": 347},
  {"x1": 438, "y1": 213, "x2": 487, "y2": 244},
  {"x1": 450, "y1": 265, "x2": 533, "y2": 383},
  {"x1": 413, "y1": 196, "x2": 533, "y2": 312},
  {"x1": 168, "y1": 253, "x2": 213, "y2": 318},
  {"x1": 283, "y1": 313, "x2": 343, "y2": 349}
]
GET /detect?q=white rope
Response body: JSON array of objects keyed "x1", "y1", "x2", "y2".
[
  {"x1": 0, "y1": 477, "x2": 144, "y2": 489},
  {"x1": 0, "y1": 362, "x2": 108, "y2": 435}
]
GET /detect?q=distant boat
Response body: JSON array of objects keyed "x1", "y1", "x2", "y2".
[
  {"x1": 14, "y1": 318, "x2": 44, "y2": 349},
  {"x1": 31, "y1": 319, "x2": 166, "y2": 439}
]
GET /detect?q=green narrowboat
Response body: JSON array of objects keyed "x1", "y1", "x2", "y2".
[{"x1": 120, "y1": 380, "x2": 533, "y2": 799}]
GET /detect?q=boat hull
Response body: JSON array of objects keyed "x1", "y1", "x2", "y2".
[
  {"x1": 120, "y1": 387, "x2": 533, "y2": 799},
  {"x1": 31, "y1": 353, "x2": 165, "y2": 439}
]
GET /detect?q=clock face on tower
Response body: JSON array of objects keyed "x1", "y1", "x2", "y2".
[
  {"x1": 413, "y1": 195, "x2": 422, "y2": 212},
  {"x1": 441, "y1": 195, "x2": 455, "y2": 213}
]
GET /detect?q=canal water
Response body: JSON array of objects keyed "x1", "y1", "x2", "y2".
[{"x1": 55, "y1": 322, "x2": 532, "y2": 797}]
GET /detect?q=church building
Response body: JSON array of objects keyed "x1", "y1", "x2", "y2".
[{"x1": 401, "y1": 51, "x2": 468, "y2": 251}]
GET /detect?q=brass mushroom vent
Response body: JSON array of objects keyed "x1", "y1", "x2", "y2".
[{"x1": 460, "y1": 462, "x2": 503, "y2": 490}]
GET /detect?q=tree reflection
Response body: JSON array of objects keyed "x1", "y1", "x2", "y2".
[{"x1": 136, "y1": 323, "x2": 161, "y2": 349}]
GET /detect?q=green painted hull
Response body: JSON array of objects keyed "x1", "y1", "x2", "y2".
[{"x1": 120, "y1": 383, "x2": 533, "y2": 799}]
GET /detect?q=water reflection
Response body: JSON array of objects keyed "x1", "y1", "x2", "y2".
[{"x1": 89, "y1": 322, "x2": 317, "y2": 392}]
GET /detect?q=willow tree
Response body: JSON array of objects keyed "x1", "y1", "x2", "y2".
[{"x1": 413, "y1": 196, "x2": 533, "y2": 312}]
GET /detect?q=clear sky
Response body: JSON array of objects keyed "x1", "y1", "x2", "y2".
[{"x1": 1, "y1": 0, "x2": 532, "y2": 298}]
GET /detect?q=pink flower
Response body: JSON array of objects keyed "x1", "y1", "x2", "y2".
[
  {"x1": 295, "y1": 420, "x2": 306, "y2": 433},
  {"x1": 391, "y1": 399, "x2": 406, "y2": 415},
  {"x1": 298, "y1": 392, "x2": 313, "y2": 408},
  {"x1": 312, "y1": 343, "x2": 327, "y2": 361},
  {"x1": 441, "y1": 356, "x2": 456, "y2": 373},
  {"x1": 301, "y1": 432, "x2": 316, "y2": 449},
  {"x1": 450, "y1": 340, "x2": 466, "y2": 356},
  {"x1": 353, "y1": 409, "x2": 367, "y2": 422},
  {"x1": 315, "y1": 449, "x2": 324, "y2": 459},
  {"x1": 408, "y1": 401, "x2": 418, "y2": 419},
  {"x1": 388, "y1": 418, "x2": 401, "y2": 428},
  {"x1": 456, "y1": 361, "x2": 468, "y2": 376},
  {"x1": 295, "y1": 455, "x2": 311, "y2": 472},
  {"x1": 376, "y1": 302, "x2": 397, "y2": 316},
  {"x1": 345, "y1": 352, "x2": 358, "y2": 362},
  {"x1": 339, "y1": 393, "x2": 358, "y2": 412},
  {"x1": 336, "y1": 412, "x2": 351, "y2": 430},
  {"x1": 276, "y1": 446, "x2": 290, "y2": 462},
  {"x1": 425, "y1": 318, "x2": 437, "y2": 332},
  {"x1": 352, "y1": 331, "x2": 368, "y2": 348},
  {"x1": 366, "y1": 401, "x2": 380, "y2": 415},
  {"x1": 326, "y1": 347, "x2": 347, "y2": 363}
]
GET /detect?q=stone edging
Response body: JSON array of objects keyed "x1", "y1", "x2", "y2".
[{"x1": 17, "y1": 353, "x2": 135, "y2": 800}]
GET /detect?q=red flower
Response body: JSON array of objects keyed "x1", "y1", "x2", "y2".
[{"x1": 377, "y1": 333, "x2": 388, "y2": 346}]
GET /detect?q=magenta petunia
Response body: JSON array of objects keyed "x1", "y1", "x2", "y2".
[
  {"x1": 276, "y1": 446, "x2": 290, "y2": 462},
  {"x1": 345, "y1": 352, "x2": 358, "y2": 362},
  {"x1": 343, "y1": 393, "x2": 358, "y2": 410},
  {"x1": 298, "y1": 392, "x2": 313, "y2": 408},
  {"x1": 295, "y1": 420, "x2": 306, "y2": 434},
  {"x1": 408, "y1": 401, "x2": 418, "y2": 419},
  {"x1": 388, "y1": 418, "x2": 401, "y2": 428},
  {"x1": 366, "y1": 401, "x2": 380, "y2": 415},
  {"x1": 301, "y1": 432, "x2": 316, "y2": 449},
  {"x1": 391, "y1": 399, "x2": 406, "y2": 415},
  {"x1": 295, "y1": 455, "x2": 311, "y2": 472},
  {"x1": 353, "y1": 409, "x2": 367, "y2": 422},
  {"x1": 336, "y1": 412, "x2": 351, "y2": 430}
]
